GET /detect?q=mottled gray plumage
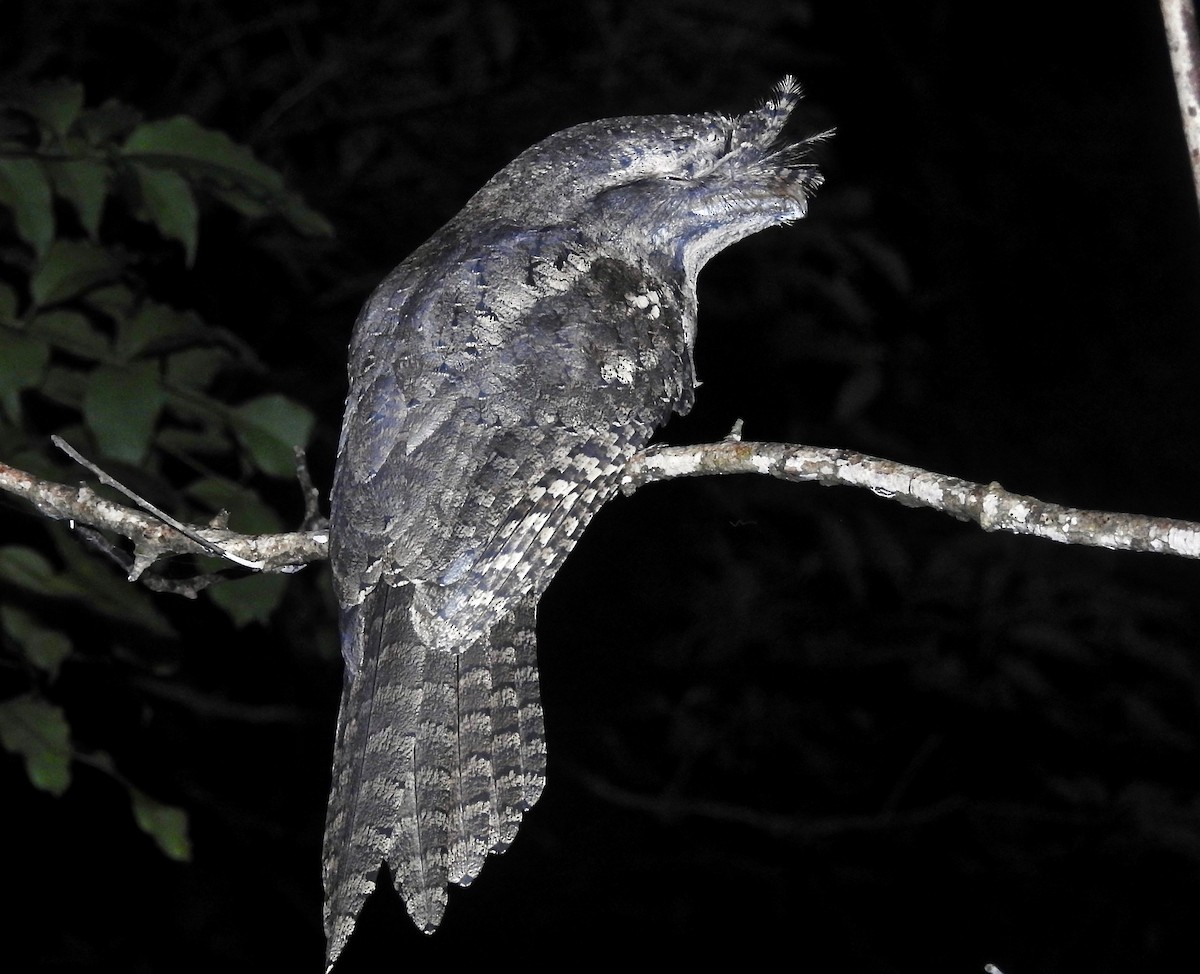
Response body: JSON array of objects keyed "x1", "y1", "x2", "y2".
[{"x1": 324, "y1": 78, "x2": 825, "y2": 967}]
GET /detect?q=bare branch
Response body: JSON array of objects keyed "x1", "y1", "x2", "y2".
[
  {"x1": 0, "y1": 456, "x2": 328, "y2": 582},
  {"x1": 4, "y1": 436, "x2": 1199, "y2": 598},
  {"x1": 622, "y1": 441, "x2": 1200, "y2": 561},
  {"x1": 1160, "y1": 0, "x2": 1200, "y2": 214},
  {"x1": 52, "y1": 436, "x2": 264, "y2": 570},
  {"x1": 293, "y1": 445, "x2": 325, "y2": 530}
]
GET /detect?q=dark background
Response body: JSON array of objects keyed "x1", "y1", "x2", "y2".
[{"x1": 5, "y1": 1, "x2": 1200, "y2": 971}]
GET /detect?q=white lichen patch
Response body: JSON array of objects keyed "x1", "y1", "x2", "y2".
[
  {"x1": 750, "y1": 454, "x2": 773, "y2": 475},
  {"x1": 599, "y1": 350, "x2": 637, "y2": 384},
  {"x1": 624, "y1": 287, "x2": 663, "y2": 319}
]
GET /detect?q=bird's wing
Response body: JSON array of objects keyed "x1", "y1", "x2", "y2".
[
  {"x1": 329, "y1": 240, "x2": 694, "y2": 657},
  {"x1": 323, "y1": 247, "x2": 694, "y2": 965}
]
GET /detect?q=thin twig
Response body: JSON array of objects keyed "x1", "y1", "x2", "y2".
[
  {"x1": 3, "y1": 438, "x2": 1199, "y2": 599},
  {"x1": 0, "y1": 455, "x2": 327, "y2": 582},
  {"x1": 52, "y1": 435, "x2": 264, "y2": 570},
  {"x1": 293, "y1": 445, "x2": 326, "y2": 530},
  {"x1": 1160, "y1": 0, "x2": 1200, "y2": 214},
  {"x1": 622, "y1": 441, "x2": 1200, "y2": 560}
]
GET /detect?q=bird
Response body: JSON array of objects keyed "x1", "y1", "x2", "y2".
[{"x1": 323, "y1": 77, "x2": 826, "y2": 967}]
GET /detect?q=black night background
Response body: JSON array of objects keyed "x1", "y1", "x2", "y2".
[{"x1": 3, "y1": 2, "x2": 1199, "y2": 971}]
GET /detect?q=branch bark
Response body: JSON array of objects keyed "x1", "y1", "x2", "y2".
[
  {"x1": 1160, "y1": 0, "x2": 1200, "y2": 214},
  {"x1": 0, "y1": 456, "x2": 327, "y2": 581},
  {"x1": 621, "y1": 440, "x2": 1200, "y2": 560},
  {"x1": 3, "y1": 437, "x2": 1199, "y2": 595}
]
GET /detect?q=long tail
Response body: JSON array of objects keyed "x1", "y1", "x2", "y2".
[{"x1": 322, "y1": 586, "x2": 545, "y2": 970}]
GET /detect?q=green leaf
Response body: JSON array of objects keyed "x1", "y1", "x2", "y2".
[
  {"x1": 0, "y1": 327, "x2": 50, "y2": 421},
  {"x1": 185, "y1": 478, "x2": 283, "y2": 533},
  {"x1": 123, "y1": 115, "x2": 283, "y2": 188},
  {"x1": 208, "y1": 570, "x2": 287, "y2": 627},
  {"x1": 115, "y1": 301, "x2": 207, "y2": 360},
  {"x1": 214, "y1": 183, "x2": 333, "y2": 237},
  {"x1": 229, "y1": 394, "x2": 314, "y2": 478},
  {"x1": 130, "y1": 787, "x2": 191, "y2": 861},
  {"x1": 155, "y1": 424, "x2": 232, "y2": 458},
  {"x1": 206, "y1": 185, "x2": 268, "y2": 219},
  {"x1": 0, "y1": 329, "x2": 51, "y2": 387},
  {"x1": 30, "y1": 239, "x2": 122, "y2": 307},
  {"x1": 38, "y1": 364, "x2": 87, "y2": 408},
  {"x1": 0, "y1": 543, "x2": 175, "y2": 640},
  {"x1": 131, "y1": 163, "x2": 199, "y2": 264},
  {"x1": 16, "y1": 81, "x2": 86, "y2": 142},
  {"x1": 31, "y1": 308, "x2": 110, "y2": 360},
  {"x1": 77, "y1": 99, "x2": 142, "y2": 148},
  {"x1": 122, "y1": 115, "x2": 331, "y2": 237},
  {"x1": 164, "y1": 346, "x2": 226, "y2": 390},
  {"x1": 49, "y1": 535, "x2": 176, "y2": 639},
  {"x1": 1, "y1": 605, "x2": 72, "y2": 678},
  {"x1": 0, "y1": 693, "x2": 72, "y2": 795},
  {"x1": 83, "y1": 282, "x2": 136, "y2": 321},
  {"x1": 0, "y1": 157, "x2": 54, "y2": 257},
  {"x1": 44, "y1": 157, "x2": 110, "y2": 239},
  {"x1": 0, "y1": 546, "x2": 85, "y2": 598},
  {"x1": 0, "y1": 282, "x2": 18, "y2": 324},
  {"x1": 82, "y1": 361, "x2": 164, "y2": 463}
]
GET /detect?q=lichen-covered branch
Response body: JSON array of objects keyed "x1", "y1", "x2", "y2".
[
  {"x1": 621, "y1": 440, "x2": 1200, "y2": 561},
  {"x1": 4, "y1": 436, "x2": 1199, "y2": 596},
  {"x1": 0, "y1": 457, "x2": 328, "y2": 581},
  {"x1": 1160, "y1": 0, "x2": 1200, "y2": 214}
]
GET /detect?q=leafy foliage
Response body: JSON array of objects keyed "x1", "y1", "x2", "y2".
[
  {"x1": 0, "y1": 79, "x2": 330, "y2": 870},
  {"x1": 0, "y1": 692, "x2": 71, "y2": 794}
]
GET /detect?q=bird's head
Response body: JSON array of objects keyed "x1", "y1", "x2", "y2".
[{"x1": 461, "y1": 77, "x2": 830, "y2": 284}]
